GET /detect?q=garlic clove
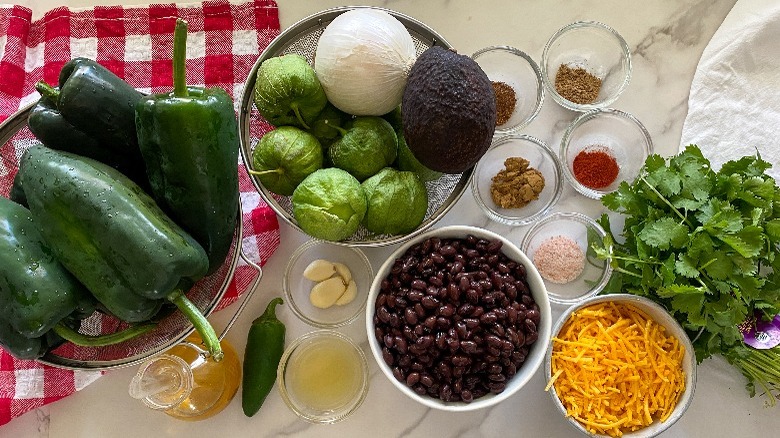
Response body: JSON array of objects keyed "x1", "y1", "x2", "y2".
[
  {"x1": 309, "y1": 276, "x2": 346, "y2": 309},
  {"x1": 333, "y1": 262, "x2": 352, "y2": 285},
  {"x1": 335, "y1": 279, "x2": 358, "y2": 306},
  {"x1": 303, "y1": 259, "x2": 336, "y2": 282}
]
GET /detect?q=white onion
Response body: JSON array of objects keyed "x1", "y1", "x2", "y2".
[{"x1": 314, "y1": 9, "x2": 416, "y2": 116}]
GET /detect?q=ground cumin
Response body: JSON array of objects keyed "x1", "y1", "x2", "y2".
[
  {"x1": 492, "y1": 81, "x2": 517, "y2": 126},
  {"x1": 554, "y1": 64, "x2": 602, "y2": 104},
  {"x1": 490, "y1": 156, "x2": 545, "y2": 208}
]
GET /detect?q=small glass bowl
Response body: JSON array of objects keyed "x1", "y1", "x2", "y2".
[
  {"x1": 541, "y1": 21, "x2": 632, "y2": 111},
  {"x1": 520, "y1": 211, "x2": 612, "y2": 306},
  {"x1": 283, "y1": 239, "x2": 373, "y2": 328},
  {"x1": 560, "y1": 108, "x2": 653, "y2": 199},
  {"x1": 471, "y1": 135, "x2": 562, "y2": 225},
  {"x1": 277, "y1": 330, "x2": 369, "y2": 423},
  {"x1": 546, "y1": 294, "x2": 697, "y2": 437},
  {"x1": 472, "y1": 46, "x2": 544, "y2": 133}
]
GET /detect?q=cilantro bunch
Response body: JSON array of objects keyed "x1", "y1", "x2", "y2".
[{"x1": 593, "y1": 145, "x2": 780, "y2": 403}]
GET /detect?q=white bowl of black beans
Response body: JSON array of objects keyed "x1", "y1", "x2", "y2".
[{"x1": 366, "y1": 225, "x2": 552, "y2": 411}]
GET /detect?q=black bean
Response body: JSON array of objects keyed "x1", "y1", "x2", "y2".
[
  {"x1": 524, "y1": 318, "x2": 537, "y2": 334},
  {"x1": 406, "y1": 372, "x2": 420, "y2": 386},
  {"x1": 488, "y1": 373, "x2": 506, "y2": 382},
  {"x1": 486, "y1": 239, "x2": 503, "y2": 253},
  {"x1": 451, "y1": 355, "x2": 470, "y2": 367},
  {"x1": 460, "y1": 340, "x2": 478, "y2": 353},
  {"x1": 526, "y1": 309, "x2": 541, "y2": 325},
  {"x1": 439, "y1": 304, "x2": 456, "y2": 317},
  {"x1": 377, "y1": 306, "x2": 391, "y2": 323},
  {"x1": 440, "y1": 245, "x2": 456, "y2": 257},
  {"x1": 458, "y1": 303, "x2": 474, "y2": 316},
  {"x1": 395, "y1": 337, "x2": 408, "y2": 354},
  {"x1": 421, "y1": 296, "x2": 439, "y2": 309}
]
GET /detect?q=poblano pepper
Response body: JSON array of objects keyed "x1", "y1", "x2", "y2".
[
  {"x1": 32, "y1": 58, "x2": 148, "y2": 185},
  {"x1": 0, "y1": 196, "x2": 93, "y2": 338},
  {"x1": 19, "y1": 145, "x2": 224, "y2": 360},
  {"x1": 135, "y1": 18, "x2": 239, "y2": 274},
  {"x1": 0, "y1": 196, "x2": 155, "y2": 359}
]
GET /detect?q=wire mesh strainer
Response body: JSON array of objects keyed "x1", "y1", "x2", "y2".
[
  {"x1": 0, "y1": 104, "x2": 262, "y2": 370},
  {"x1": 239, "y1": 6, "x2": 473, "y2": 248}
]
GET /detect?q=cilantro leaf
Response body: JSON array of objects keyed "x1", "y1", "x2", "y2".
[{"x1": 637, "y1": 217, "x2": 689, "y2": 250}]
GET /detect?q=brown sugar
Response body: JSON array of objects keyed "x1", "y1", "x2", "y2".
[
  {"x1": 554, "y1": 64, "x2": 602, "y2": 104},
  {"x1": 489, "y1": 156, "x2": 545, "y2": 208}
]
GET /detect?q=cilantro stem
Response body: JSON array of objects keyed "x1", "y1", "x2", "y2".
[
  {"x1": 732, "y1": 349, "x2": 780, "y2": 406},
  {"x1": 640, "y1": 175, "x2": 690, "y2": 226},
  {"x1": 612, "y1": 265, "x2": 643, "y2": 279}
]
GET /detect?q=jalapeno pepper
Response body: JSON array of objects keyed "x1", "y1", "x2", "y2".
[
  {"x1": 134, "y1": 18, "x2": 239, "y2": 274},
  {"x1": 242, "y1": 297, "x2": 285, "y2": 417}
]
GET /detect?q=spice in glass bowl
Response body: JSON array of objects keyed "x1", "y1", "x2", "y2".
[
  {"x1": 490, "y1": 156, "x2": 545, "y2": 208},
  {"x1": 572, "y1": 146, "x2": 619, "y2": 189},
  {"x1": 532, "y1": 235, "x2": 585, "y2": 284},
  {"x1": 492, "y1": 81, "x2": 517, "y2": 126},
  {"x1": 554, "y1": 64, "x2": 602, "y2": 104}
]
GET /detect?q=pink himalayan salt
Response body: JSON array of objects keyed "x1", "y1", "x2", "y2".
[{"x1": 532, "y1": 235, "x2": 585, "y2": 284}]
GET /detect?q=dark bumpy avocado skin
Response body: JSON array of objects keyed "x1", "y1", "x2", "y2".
[{"x1": 401, "y1": 46, "x2": 497, "y2": 174}]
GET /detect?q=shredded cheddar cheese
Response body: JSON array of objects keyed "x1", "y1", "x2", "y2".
[{"x1": 545, "y1": 301, "x2": 686, "y2": 437}]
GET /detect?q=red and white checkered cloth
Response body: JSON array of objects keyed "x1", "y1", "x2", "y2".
[{"x1": 0, "y1": 0, "x2": 280, "y2": 426}]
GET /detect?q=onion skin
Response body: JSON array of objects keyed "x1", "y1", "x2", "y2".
[{"x1": 315, "y1": 9, "x2": 416, "y2": 116}]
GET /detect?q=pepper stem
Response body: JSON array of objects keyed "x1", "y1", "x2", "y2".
[
  {"x1": 173, "y1": 18, "x2": 189, "y2": 98},
  {"x1": 254, "y1": 297, "x2": 283, "y2": 324},
  {"x1": 54, "y1": 322, "x2": 156, "y2": 347},
  {"x1": 166, "y1": 289, "x2": 223, "y2": 361},
  {"x1": 35, "y1": 81, "x2": 61, "y2": 104}
]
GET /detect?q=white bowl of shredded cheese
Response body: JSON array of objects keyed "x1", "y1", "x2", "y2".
[{"x1": 545, "y1": 294, "x2": 697, "y2": 438}]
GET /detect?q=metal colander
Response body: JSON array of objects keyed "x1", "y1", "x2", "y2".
[
  {"x1": 239, "y1": 6, "x2": 473, "y2": 247},
  {"x1": 0, "y1": 104, "x2": 261, "y2": 370}
]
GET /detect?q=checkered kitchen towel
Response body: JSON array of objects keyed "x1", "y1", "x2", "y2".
[{"x1": 0, "y1": 0, "x2": 280, "y2": 425}]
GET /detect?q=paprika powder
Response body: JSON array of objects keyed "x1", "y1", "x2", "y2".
[{"x1": 572, "y1": 147, "x2": 619, "y2": 189}]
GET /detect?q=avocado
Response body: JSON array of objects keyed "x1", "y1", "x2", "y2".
[{"x1": 401, "y1": 46, "x2": 497, "y2": 174}]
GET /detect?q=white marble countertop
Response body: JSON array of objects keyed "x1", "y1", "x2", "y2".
[{"x1": 6, "y1": 0, "x2": 780, "y2": 437}]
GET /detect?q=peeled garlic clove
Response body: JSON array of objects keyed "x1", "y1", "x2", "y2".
[
  {"x1": 335, "y1": 279, "x2": 357, "y2": 306},
  {"x1": 303, "y1": 259, "x2": 336, "y2": 282},
  {"x1": 333, "y1": 262, "x2": 352, "y2": 285},
  {"x1": 309, "y1": 276, "x2": 346, "y2": 309}
]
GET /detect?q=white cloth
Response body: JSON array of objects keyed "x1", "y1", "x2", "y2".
[{"x1": 681, "y1": 0, "x2": 780, "y2": 181}]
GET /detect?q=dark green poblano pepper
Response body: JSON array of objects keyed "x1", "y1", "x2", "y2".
[
  {"x1": 0, "y1": 196, "x2": 93, "y2": 339},
  {"x1": 19, "y1": 145, "x2": 224, "y2": 360},
  {"x1": 135, "y1": 18, "x2": 239, "y2": 274},
  {"x1": 0, "y1": 196, "x2": 155, "y2": 359},
  {"x1": 32, "y1": 58, "x2": 148, "y2": 186}
]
